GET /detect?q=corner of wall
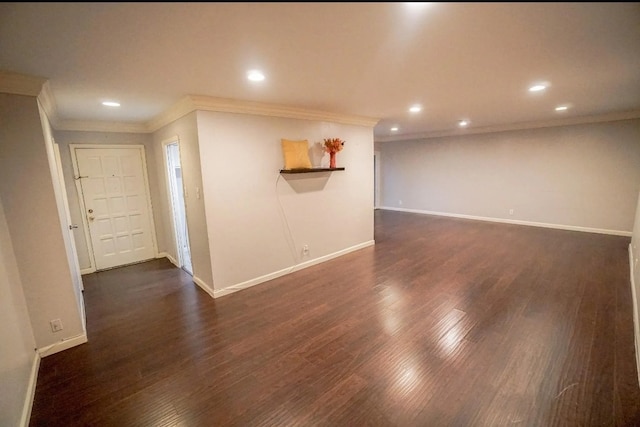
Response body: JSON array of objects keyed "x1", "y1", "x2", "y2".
[
  {"x1": 158, "y1": 252, "x2": 179, "y2": 268},
  {"x1": 37, "y1": 333, "x2": 87, "y2": 358},
  {"x1": 193, "y1": 275, "x2": 216, "y2": 299},
  {"x1": 19, "y1": 351, "x2": 40, "y2": 427},
  {"x1": 630, "y1": 243, "x2": 640, "y2": 388}
]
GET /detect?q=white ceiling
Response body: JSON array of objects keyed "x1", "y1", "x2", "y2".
[{"x1": 1, "y1": 2, "x2": 639, "y2": 141}]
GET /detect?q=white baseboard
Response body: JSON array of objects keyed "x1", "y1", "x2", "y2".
[
  {"x1": 80, "y1": 267, "x2": 94, "y2": 275},
  {"x1": 158, "y1": 256, "x2": 216, "y2": 301},
  {"x1": 212, "y1": 265, "x2": 296, "y2": 299},
  {"x1": 193, "y1": 275, "x2": 216, "y2": 299},
  {"x1": 37, "y1": 333, "x2": 87, "y2": 358},
  {"x1": 629, "y1": 244, "x2": 640, "y2": 388},
  {"x1": 292, "y1": 240, "x2": 375, "y2": 273},
  {"x1": 212, "y1": 240, "x2": 375, "y2": 299},
  {"x1": 380, "y1": 206, "x2": 632, "y2": 237},
  {"x1": 20, "y1": 351, "x2": 40, "y2": 427},
  {"x1": 158, "y1": 252, "x2": 179, "y2": 267}
]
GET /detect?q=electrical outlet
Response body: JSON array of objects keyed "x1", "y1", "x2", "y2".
[
  {"x1": 50, "y1": 319, "x2": 63, "y2": 332},
  {"x1": 509, "y1": 208, "x2": 514, "y2": 215},
  {"x1": 302, "y1": 245, "x2": 309, "y2": 256},
  {"x1": 399, "y1": 200, "x2": 403, "y2": 206}
]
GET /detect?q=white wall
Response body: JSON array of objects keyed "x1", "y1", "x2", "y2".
[
  {"x1": 0, "y1": 93, "x2": 84, "y2": 350},
  {"x1": 378, "y1": 119, "x2": 640, "y2": 234},
  {"x1": 0, "y1": 196, "x2": 37, "y2": 427},
  {"x1": 53, "y1": 131, "x2": 161, "y2": 271},
  {"x1": 151, "y1": 112, "x2": 214, "y2": 287},
  {"x1": 196, "y1": 111, "x2": 374, "y2": 293}
]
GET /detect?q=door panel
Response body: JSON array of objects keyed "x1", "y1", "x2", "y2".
[{"x1": 75, "y1": 148, "x2": 155, "y2": 270}]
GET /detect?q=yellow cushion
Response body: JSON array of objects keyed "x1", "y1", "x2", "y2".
[{"x1": 281, "y1": 139, "x2": 312, "y2": 169}]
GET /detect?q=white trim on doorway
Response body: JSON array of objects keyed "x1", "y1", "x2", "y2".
[
  {"x1": 161, "y1": 135, "x2": 193, "y2": 275},
  {"x1": 374, "y1": 150, "x2": 381, "y2": 209}
]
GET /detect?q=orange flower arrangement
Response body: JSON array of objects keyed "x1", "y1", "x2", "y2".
[
  {"x1": 323, "y1": 137, "x2": 345, "y2": 154},
  {"x1": 324, "y1": 138, "x2": 345, "y2": 168}
]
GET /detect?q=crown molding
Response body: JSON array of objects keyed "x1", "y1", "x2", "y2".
[
  {"x1": 146, "y1": 95, "x2": 380, "y2": 132},
  {"x1": 48, "y1": 104, "x2": 640, "y2": 137},
  {"x1": 2, "y1": 71, "x2": 62, "y2": 130},
  {"x1": 37, "y1": 80, "x2": 60, "y2": 128},
  {"x1": 9, "y1": 68, "x2": 633, "y2": 137},
  {"x1": 0, "y1": 70, "x2": 47, "y2": 96},
  {"x1": 51, "y1": 94, "x2": 380, "y2": 134},
  {"x1": 0, "y1": 71, "x2": 379, "y2": 134},
  {"x1": 188, "y1": 95, "x2": 380, "y2": 128},
  {"x1": 145, "y1": 95, "x2": 194, "y2": 132},
  {"x1": 54, "y1": 119, "x2": 149, "y2": 134},
  {"x1": 375, "y1": 109, "x2": 640, "y2": 143}
]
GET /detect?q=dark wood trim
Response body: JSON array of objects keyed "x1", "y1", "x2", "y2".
[{"x1": 280, "y1": 167, "x2": 345, "y2": 173}]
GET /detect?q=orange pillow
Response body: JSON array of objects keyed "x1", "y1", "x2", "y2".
[{"x1": 281, "y1": 139, "x2": 312, "y2": 169}]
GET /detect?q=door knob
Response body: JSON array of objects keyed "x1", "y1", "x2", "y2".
[{"x1": 88, "y1": 216, "x2": 95, "y2": 221}]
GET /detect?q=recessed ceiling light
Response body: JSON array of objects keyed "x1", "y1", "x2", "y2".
[
  {"x1": 247, "y1": 70, "x2": 265, "y2": 82},
  {"x1": 555, "y1": 104, "x2": 570, "y2": 112},
  {"x1": 528, "y1": 83, "x2": 549, "y2": 92},
  {"x1": 458, "y1": 119, "x2": 470, "y2": 127},
  {"x1": 390, "y1": 127, "x2": 399, "y2": 132},
  {"x1": 102, "y1": 101, "x2": 120, "y2": 107},
  {"x1": 409, "y1": 105, "x2": 422, "y2": 113}
]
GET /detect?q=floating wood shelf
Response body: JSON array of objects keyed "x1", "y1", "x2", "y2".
[{"x1": 279, "y1": 167, "x2": 345, "y2": 174}]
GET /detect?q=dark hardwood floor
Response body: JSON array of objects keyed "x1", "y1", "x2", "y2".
[{"x1": 30, "y1": 210, "x2": 640, "y2": 426}]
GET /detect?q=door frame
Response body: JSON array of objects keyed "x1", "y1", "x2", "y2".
[
  {"x1": 161, "y1": 135, "x2": 192, "y2": 272},
  {"x1": 374, "y1": 150, "x2": 381, "y2": 209},
  {"x1": 70, "y1": 144, "x2": 159, "y2": 273}
]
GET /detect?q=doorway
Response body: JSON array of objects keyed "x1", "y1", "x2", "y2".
[
  {"x1": 164, "y1": 139, "x2": 192, "y2": 275},
  {"x1": 71, "y1": 145, "x2": 157, "y2": 271}
]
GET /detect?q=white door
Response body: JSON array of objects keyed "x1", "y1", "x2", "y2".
[{"x1": 75, "y1": 147, "x2": 156, "y2": 270}]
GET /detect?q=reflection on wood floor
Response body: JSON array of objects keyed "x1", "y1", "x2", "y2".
[{"x1": 30, "y1": 210, "x2": 640, "y2": 426}]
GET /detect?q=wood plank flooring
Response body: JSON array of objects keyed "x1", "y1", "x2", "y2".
[{"x1": 30, "y1": 210, "x2": 640, "y2": 426}]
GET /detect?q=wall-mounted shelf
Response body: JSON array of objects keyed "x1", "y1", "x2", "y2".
[{"x1": 280, "y1": 167, "x2": 345, "y2": 174}]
